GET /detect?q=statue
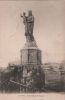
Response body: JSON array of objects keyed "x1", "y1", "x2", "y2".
[{"x1": 21, "y1": 10, "x2": 34, "y2": 41}]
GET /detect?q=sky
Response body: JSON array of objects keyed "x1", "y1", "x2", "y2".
[{"x1": 0, "y1": 0, "x2": 65, "y2": 67}]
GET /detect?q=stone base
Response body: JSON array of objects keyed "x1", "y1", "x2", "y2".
[
  {"x1": 20, "y1": 39, "x2": 45, "y2": 92},
  {"x1": 20, "y1": 40, "x2": 42, "y2": 66}
]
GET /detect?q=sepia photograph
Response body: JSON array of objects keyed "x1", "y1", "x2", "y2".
[{"x1": 0, "y1": 0, "x2": 65, "y2": 99}]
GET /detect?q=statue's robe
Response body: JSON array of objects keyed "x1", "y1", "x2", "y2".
[
  {"x1": 23, "y1": 15, "x2": 34, "y2": 41},
  {"x1": 26, "y1": 15, "x2": 34, "y2": 36}
]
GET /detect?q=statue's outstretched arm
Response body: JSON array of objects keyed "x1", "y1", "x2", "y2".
[
  {"x1": 20, "y1": 14, "x2": 23, "y2": 18},
  {"x1": 20, "y1": 12, "x2": 26, "y2": 18}
]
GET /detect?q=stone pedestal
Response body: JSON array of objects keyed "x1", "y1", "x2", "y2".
[
  {"x1": 20, "y1": 40, "x2": 42, "y2": 69},
  {"x1": 20, "y1": 39, "x2": 45, "y2": 92}
]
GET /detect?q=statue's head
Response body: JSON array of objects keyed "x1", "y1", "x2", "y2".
[{"x1": 28, "y1": 10, "x2": 32, "y2": 16}]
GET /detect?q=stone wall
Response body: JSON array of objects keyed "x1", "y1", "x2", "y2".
[{"x1": 42, "y1": 63, "x2": 65, "y2": 91}]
